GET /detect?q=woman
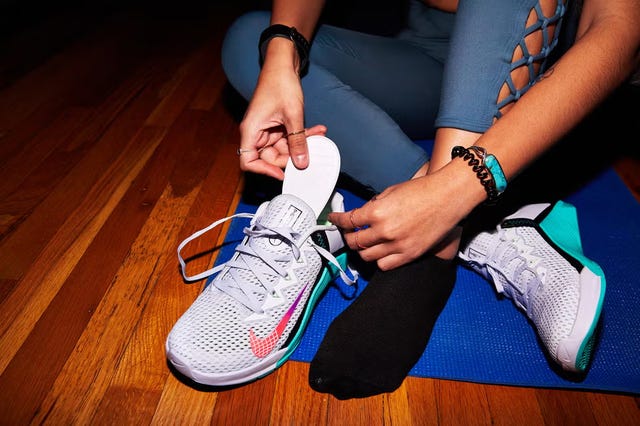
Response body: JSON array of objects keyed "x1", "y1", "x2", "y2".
[{"x1": 218, "y1": 0, "x2": 638, "y2": 398}]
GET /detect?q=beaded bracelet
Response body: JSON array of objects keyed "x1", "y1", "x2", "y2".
[{"x1": 451, "y1": 146, "x2": 507, "y2": 204}]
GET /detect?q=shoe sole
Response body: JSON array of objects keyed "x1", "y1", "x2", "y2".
[
  {"x1": 166, "y1": 251, "x2": 349, "y2": 387},
  {"x1": 556, "y1": 267, "x2": 604, "y2": 372}
]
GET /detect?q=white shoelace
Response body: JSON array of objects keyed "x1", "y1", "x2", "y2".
[
  {"x1": 177, "y1": 213, "x2": 357, "y2": 312},
  {"x1": 485, "y1": 226, "x2": 546, "y2": 310}
]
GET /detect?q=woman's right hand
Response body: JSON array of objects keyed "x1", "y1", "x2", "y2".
[{"x1": 237, "y1": 38, "x2": 325, "y2": 180}]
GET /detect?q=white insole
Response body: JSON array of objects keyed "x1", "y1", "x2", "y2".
[{"x1": 282, "y1": 135, "x2": 341, "y2": 218}]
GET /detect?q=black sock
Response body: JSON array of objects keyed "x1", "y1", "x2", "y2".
[{"x1": 308, "y1": 255, "x2": 456, "y2": 399}]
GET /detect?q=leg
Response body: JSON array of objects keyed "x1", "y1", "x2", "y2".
[
  {"x1": 309, "y1": 255, "x2": 456, "y2": 399},
  {"x1": 221, "y1": 8, "x2": 448, "y2": 193},
  {"x1": 310, "y1": 0, "x2": 576, "y2": 399},
  {"x1": 434, "y1": 0, "x2": 603, "y2": 373},
  {"x1": 222, "y1": 5, "x2": 460, "y2": 399},
  {"x1": 432, "y1": 0, "x2": 570, "y2": 259},
  {"x1": 307, "y1": 3, "x2": 462, "y2": 399}
]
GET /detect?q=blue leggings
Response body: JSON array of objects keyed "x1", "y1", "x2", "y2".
[{"x1": 221, "y1": 0, "x2": 569, "y2": 193}]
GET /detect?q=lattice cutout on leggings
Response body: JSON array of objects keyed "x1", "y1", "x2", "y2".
[{"x1": 495, "y1": 0, "x2": 566, "y2": 119}]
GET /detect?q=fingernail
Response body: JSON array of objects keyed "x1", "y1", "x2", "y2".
[{"x1": 295, "y1": 154, "x2": 307, "y2": 164}]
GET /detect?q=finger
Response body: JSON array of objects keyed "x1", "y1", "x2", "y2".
[
  {"x1": 304, "y1": 124, "x2": 327, "y2": 137},
  {"x1": 286, "y1": 128, "x2": 309, "y2": 169},
  {"x1": 238, "y1": 148, "x2": 285, "y2": 180},
  {"x1": 329, "y1": 199, "x2": 377, "y2": 229},
  {"x1": 343, "y1": 230, "x2": 364, "y2": 252},
  {"x1": 343, "y1": 227, "x2": 382, "y2": 251},
  {"x1": 356, "y1": 229, "x2": 375, "y2": 251},
  {"x1": 328, "y1": 210, "x2": 358, "y2": 230},
  {"x1": 345, "y1": 232, "x2": 398, "y2": 265},
  {"x1": 238, "y1": 124, "x2": 289, "y2": 179},
  {"x1": 377, "y1": 252, "x2": 419, "y2": 272},
  {"x1": 259, "y1": 145, "x2": 289, "y2": 169},
  {"x1": 348, "y1": 236, "x2": 404, "y2": 266},
  {"x1": 241, "y1": 158, "x2": 285, "y2": 180}
]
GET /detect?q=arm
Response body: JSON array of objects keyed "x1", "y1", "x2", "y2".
[
  {"x1": 429, "y1": 0, "x2": 640, "y2": 225},
  {"x1": 237, "y1": 0, "x2": 326, "y2": 180},
  {"x1": 465, "y1": 0, "x2": 640, "y2": 184},
  {"x1": 329, "y1": 0, "x2": 640, "y2": 270}
]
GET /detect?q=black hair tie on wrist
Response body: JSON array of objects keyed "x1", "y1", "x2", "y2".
[
  {"x1": 259, "y1": 24, "x2": 310, "y2": 75},
  {"x1": 451, "y1": 145, "x2": 503, "y2": 204}
]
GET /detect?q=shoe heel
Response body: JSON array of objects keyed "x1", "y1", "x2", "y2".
[{"x1": 540, "y1": 201, "x2": 607, "y2": 285}]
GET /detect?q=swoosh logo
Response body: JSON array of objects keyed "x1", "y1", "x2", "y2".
[{"x1": 249, "y1": 283, "x2": 308, "y2": 358}]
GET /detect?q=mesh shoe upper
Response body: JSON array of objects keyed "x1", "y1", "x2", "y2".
[
  {"x1": 461, "y1": 222, "x2": 580, "y2": 359},
  {"x1": 167, "y1": 193, "x2": 354, "y2": 385},
  {"x1": 458, "y1": 202, "x2": 605, "y2": 372}
]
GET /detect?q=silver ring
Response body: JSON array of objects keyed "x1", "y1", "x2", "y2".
[{"x1": 237, "y1": 148, "x2": 256, "y2": 156}]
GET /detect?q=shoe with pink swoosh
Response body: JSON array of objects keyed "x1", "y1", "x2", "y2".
[{"x1": 166, "y1": 136, "x2": 357, "y2": 387}]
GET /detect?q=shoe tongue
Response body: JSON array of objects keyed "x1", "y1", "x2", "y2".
[
  {"x1": 220, "y1": 194, "x2": 318, "y2": 308},
  {"x1": 256, "y1": 193, "x2": 317, "y2": 234}
]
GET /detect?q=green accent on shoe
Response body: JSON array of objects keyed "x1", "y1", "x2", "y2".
[
  {"x1": 540, "y1": 200, "x2": 606, "y2": 372},
  {"x1": 539, "y1": 201, "x2": 606, "y2": 285},
  {"x1": 276, "y1": 252, "x2": 350, "y2": 368}
]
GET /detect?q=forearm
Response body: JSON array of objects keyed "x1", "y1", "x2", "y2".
[
  {"x1": 474, "y1": 0, "x2": 640, "y2": 183},
  {"x1": 433, "y1": 0, "x2": 640, "y2": 216},
  {"x1": 271, "y1": 0, "x2": 325, "y2": 41},
  {"x1": 260, "y1": 0, "x2": 325, "y2": 74}
]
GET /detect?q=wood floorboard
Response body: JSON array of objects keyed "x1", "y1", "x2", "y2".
[{"x1": 0, "y1": 1, "x2": 638, "y2": 425}]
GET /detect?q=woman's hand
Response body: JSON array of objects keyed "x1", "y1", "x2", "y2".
[
  {"x1": 329, "y1": 168, "x2": 474, "y2": 270},
  {"x1": 237, "y1": 53, "x2": 326, "y2": 180}
]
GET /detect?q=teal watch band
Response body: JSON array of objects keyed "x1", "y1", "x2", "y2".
[
  {"x1": 484, "y1": 153, "x2": 507, "y2": 193},
  {"x1": 452, "y1": 145, "x2": 507, "y2": 204}
]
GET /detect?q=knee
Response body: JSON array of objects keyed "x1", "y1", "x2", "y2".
[
  {"x1": 221, "y1": 11, "x2": 270, "y2": 98},
  {"x1": 221, "y1": 10, "x2": 269, "y2": 74}
]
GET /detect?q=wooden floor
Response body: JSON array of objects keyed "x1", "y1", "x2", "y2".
[{"x1": 1, "y1": 2, "x2": 638, "y2": 425}]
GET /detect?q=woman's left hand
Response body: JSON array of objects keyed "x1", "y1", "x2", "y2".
[{"x1": 328, "y1": 171, "x2": 469, "y2": 270}]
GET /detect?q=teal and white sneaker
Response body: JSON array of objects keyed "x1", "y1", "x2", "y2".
[
  {"x1": 458, "y1": 201, "x2": 606, "y2": 373},
  {"x1": 166, "y1": 135, "x2": 357, "y2": 386}
]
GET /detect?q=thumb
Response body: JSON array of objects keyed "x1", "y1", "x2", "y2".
[{"x1": 286, "y1": 128, "x2": 309, "y2": 169}]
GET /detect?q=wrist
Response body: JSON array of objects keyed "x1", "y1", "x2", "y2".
[
  {"x1": 259, "y1": 24, "x2": 310, "y2": 75},
  {"x1": 447, "y1": 157, "x2": 490, "y2": 209},
  {"x1": 261, "y1": 38, "x2": 300, "y2": 73},
  {"x1": 451, "y1": 145, "x2": 507, "y2": 204}
]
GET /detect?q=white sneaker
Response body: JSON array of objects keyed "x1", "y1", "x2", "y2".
[
  {"x1": 166, "y1": 135, "x2": 356, "y2": 386},
  {"x1": 458, "y1": 201, "x2": 606, "y2": 373}
]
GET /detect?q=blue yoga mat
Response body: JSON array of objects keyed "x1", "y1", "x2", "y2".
[{"x1": 211, "y1": 165, "x2": 640, "y2": 395}]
